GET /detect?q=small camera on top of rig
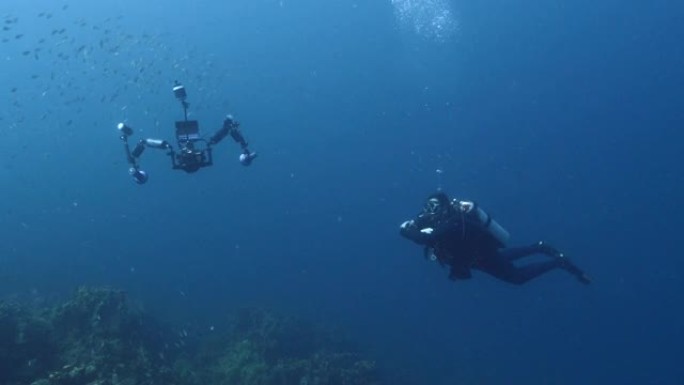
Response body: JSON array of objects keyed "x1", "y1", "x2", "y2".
[{"x1": 172, "y1": 81, "x2": 187, "y2": 101}]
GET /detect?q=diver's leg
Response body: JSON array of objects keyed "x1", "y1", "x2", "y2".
[
  {"x1": 475, "y1": 253, "x2": 563, "y2": 285},
  {"x1": 497, "y1": 245, "x2": 542, "y2": 262},
  {"x1": 498, "y1": 242, "x2": 565, "y2": 262}
]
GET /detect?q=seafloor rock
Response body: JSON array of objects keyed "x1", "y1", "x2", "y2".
[
  {"x1": 0, "y1": 287, "x2": 178, "y2": 385},
  {"x1": 198, "y1": 307, "x2": 380, "y2": 385},
  {"x1": 43, "y1": 287, "x2": 177, "y2": 385},
  {"x1": 0, "y1": 288, "x2": 382, "y2": 385},
  {"x1": 0, "y1": 301, "x2": 55, "y2": 384}
]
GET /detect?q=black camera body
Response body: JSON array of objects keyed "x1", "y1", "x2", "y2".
[{"x1": 172, "y1": 120, "x2": 212, "y2": 173}]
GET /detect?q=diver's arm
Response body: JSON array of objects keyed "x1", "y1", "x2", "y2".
[{"x1": 400, "y1": 219, "x2": 436, "y2": 245}]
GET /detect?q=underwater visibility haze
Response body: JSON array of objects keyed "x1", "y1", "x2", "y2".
[{"x1": 0, "y1": 0, "x2": 683, "y2": 384}]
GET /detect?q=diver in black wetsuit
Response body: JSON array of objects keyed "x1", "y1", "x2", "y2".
[{"x1": 400, "y1": 192, "x2": 591, "y2": 285}]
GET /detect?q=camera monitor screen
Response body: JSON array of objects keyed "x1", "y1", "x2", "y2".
[{"x1": 175, "y1": 120, "x2": 200, "y2": 142}]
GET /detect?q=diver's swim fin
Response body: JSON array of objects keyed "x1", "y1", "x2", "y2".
[
  {"x1": 575, "y1": 271, "x2": 592, "y2": 285},
  {"x1": 538, "y1": 242, "x2": 591, "y2": 285},
  {"x1": 558, "y1": 257, "x2": 591, "y2": 285}
]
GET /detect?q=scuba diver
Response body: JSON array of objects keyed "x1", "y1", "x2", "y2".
[
  {"x1": 117, "y1": 81, "x2": 257, "y2": 184},
  {"x1": 400, "y1": 191, "x2": 591, "y2": 285}
]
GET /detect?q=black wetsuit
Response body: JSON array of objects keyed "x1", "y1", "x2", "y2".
[{"x1": 400, "y1": 196, "x2": 589, "y2": 285}]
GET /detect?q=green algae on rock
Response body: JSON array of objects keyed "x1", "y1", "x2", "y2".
[{"x1": 0, "y1": 288, "x2": 382, "y2": 385}]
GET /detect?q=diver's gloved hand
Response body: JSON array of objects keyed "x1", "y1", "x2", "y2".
[
  {"x1": 400, "y1": 221, "x2": 436, "y2": 234},
  {"x1": 239, "y1": 151, "x2": 257, "y2": 166},
  {"x1": 400, "y1": 219, "x2": 436, "y2": 245},
  {"x1": 458, "y1": 200, "x2": 475, "y2": 213}
]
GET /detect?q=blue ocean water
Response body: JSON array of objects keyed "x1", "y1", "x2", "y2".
[{"x1": 0, "y1": 0, "x2": 682, "y2": 384}]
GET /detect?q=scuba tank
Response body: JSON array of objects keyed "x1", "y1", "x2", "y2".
[{"x1": 458, "y1": 200, "x2": 510, "y2": 247}]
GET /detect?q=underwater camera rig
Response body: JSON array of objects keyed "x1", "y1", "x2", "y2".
[{"x1": 117, "y1": 81, "x2": 257, "y2": 184}]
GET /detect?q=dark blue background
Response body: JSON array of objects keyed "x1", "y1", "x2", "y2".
[{"x1": 0, "y1": 0, "x2": 682, "y2": 384}]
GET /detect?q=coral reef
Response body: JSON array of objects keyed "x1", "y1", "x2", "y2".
[
  {"x1": 0, "y1": 301, "x2": 54, "y2": 384},
  {"x1": 43, "y1": 287, "x2": 177, "y2": 385},
  {"x1": 0, "y1": 287, "x2": 381, "y2": 385},
  {"x1": 0, "y1": 287, "x2": 177, "y2": 385},
  {"x1": 199, "y1": 307, "x2": 380, "y2": 385}
]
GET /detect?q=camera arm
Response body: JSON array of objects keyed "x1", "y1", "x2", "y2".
[
  {"x1": 130, "y1": 138, "x2": 173, "y2": 160},
  {"x1": 208, "y1": 116, "x2": 257, "y2": 166},
  {"x1": 118, "y1": 123, "x2": 175, "y2": 184}
]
